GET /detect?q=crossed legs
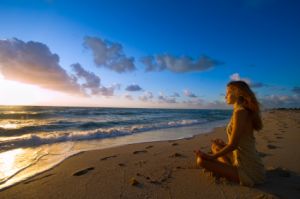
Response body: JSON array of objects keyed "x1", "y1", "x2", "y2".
[{"x1": 195, "y1": 139, "x2": 240, "y2": 183}]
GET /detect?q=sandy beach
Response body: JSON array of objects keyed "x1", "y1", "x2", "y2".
[{"x1": 0, "y1": 109, "x2": 299, "y2": 199}]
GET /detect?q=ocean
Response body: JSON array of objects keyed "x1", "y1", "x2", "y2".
[{"x1": 0, "y1": 106, "x2": 231, "y2": 190}]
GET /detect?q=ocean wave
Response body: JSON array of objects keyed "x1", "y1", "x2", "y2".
[
  {"x1": 0, "y1": 123, "x2": 74, "y2": 136},
  {"x1": 0, "y1": 112, "x2": 56, "y2": 119},
  {"x1": 0, "y1": 119, "x2": 206, "y2": 151}
]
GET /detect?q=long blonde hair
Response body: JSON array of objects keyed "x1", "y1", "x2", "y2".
[{"x1": 227, "y1": 81, "x2": 263, "y2": 131}]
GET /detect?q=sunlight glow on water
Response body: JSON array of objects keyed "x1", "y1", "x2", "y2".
[
  {"x1": 0, "y1": 148, "x2": 24, "y2": 183},
  {"x1": 0, "y1": 106, "x2": 231, "y2": 190},
  {"x1": 0, "y1": 122, "x2": 19, "y2": 129}
]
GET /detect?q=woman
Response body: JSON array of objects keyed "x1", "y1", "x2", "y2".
[{"x1": 195, "y1": 80, "x2": 265, "y2": 186}]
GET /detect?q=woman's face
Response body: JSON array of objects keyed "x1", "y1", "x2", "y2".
[{"x1": 225, "y1": 87, "x2": 237, "y2": 104}]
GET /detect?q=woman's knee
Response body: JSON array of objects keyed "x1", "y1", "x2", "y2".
[
  {"x1": 196, "y1": 155, "x2": 209, "y2": 168},
  {"x1": 196, "y1": 155, "x2": 202, "y2": 166}
]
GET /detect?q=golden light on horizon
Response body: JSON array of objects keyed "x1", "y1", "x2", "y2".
[
  {"x1": 0, "y1": 76, "x2": 171, "y2": 108},
  {"x1": 0, "y1": 77, "x2": 45, "y2": 105},
  {"x1": 0, "y1": 77, "x2": 75, "y2": 106},
  {"x1": 0, "y1": 76, "x2": 140, "y2": 108}
]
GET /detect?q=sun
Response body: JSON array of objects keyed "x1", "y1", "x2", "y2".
[
  {"x1": 0, "y1": 76, "x2": 90, "y2": 107},
  {"x1": 0, "y1": 77, "x2": 47, "y2": 105}
]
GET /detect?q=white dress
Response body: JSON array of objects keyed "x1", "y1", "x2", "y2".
[{"x1": 227, "y1": 106, "x2": 265, "y2": 186}]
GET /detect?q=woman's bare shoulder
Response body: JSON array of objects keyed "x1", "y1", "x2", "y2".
[{"x1": 233, "y1": 107, "x2": 249, "y2": 118}]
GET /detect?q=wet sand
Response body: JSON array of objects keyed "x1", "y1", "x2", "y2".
[{"x1": 1, "y1": 110, "x2": 300, "y2": 199}]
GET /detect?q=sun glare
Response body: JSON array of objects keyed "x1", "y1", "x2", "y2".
[
  {"x1": 0, "y1": 148, "x2": 24, "y2": 183},
  {"x1": 0, "y1": 77, "x2": 65, "y2": 106}
]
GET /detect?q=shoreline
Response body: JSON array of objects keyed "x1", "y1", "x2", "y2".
[
  {"x1": 1, "y1": 110, "x2": 300, "y2": 198},
  {"x1": 0, "y1": 119, "x2": 228, "y2": 191}
]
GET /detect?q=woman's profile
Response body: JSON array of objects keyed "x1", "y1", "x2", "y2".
[{"x1": 195, "y1": 80, "x2": 265, "y2": 186}]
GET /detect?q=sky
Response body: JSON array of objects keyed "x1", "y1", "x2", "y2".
[{"x1": 0, "y1": 0, "x2": 299, "y2": 109}]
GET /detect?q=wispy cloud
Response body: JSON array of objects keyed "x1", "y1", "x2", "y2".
[
  {"x1": 84, "y1": 36, "x2": 136, "y2": 73},
  {"x1": 0, "y1": 38, "x2": 81, "y2": 94},
  {"x1": 99, "y1": 84, "x2": 120, "y2": 96},
  {"x1": 71, "y1": 63, "x2": 101, "y2": 94},
  {"x1": 182, "y1": 98, "x2": 204, "y2": 105},
  {"x1": 124, "y1": 93, "x2": 134, "y2": 100},
  {"x1": 183, "y1": 90, "x2": 197, "y2": 98},
  {"x1": 125, "y1": 84, "x2": 143, "y2": 92},
  {"x1": 158, "y1": 93, "x2": 177, "y2": 104},
  {"x1": 139, "y1": 91, "x2": 154, "y2": 102},
  {"x1": 204, "y1": 100, "x2": 229, "y2": 109},
  {"x1": 71, "y1": 63, "x2": 119, "y2": 96},
  {"x1": 141, "y1": 54, "x2": 222, "y2": 73},
  {"x1": 260, "y1": 94, "x2": 300, "y2": 108},
  {"x1": 170, "y1": 92, "x2": 180, "y2": 98}
]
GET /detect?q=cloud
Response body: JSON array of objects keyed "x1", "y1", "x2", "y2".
[
  {"x1": 98, "y1": 84, "x2": 120, "y2": 96},
  {"x1": 182, "y1": 98, "x2": 204, "y2": 105},
  {"x1": 183, "y1": 90, "x2": 197, "y2": 98},
  {"x1": 0, "y1": 38, "x2": 81, "y2": 94},
  {"x1": 170, "y1": 92, "x2": 180, "y2": 97},
  {"x1": 250, "y1": 82, "x2": 265, "y2": 88},
  {"x1": 259, "y1": 94, "x2": 300, "y2": 108},
  {"x1": 229, "y1": 73, "x2": 266, "y2": 88},
  {"x1": 256, "y1": 86, "x2": 300, "y2": 108},
  {"x1": 181, "y1": 98, "x2": 230, "y2": 109},
  {"x1": 71, "y1": 63, "x2": 101, "y2": 94},
  {"x1": 141, "y1": 54, "x2": 222, "y2": 73},
  {"x1": 71, "y1": 63, "x2": 119, "y2": 96},
  {"x1": 203, "y1": 100, "x2": 229, "y2": 109},
  {"x1": 158, "y1": 93, "x2": 177, "y2": 104},
  {"x1": 125, "y1": 84, "x2": 143, "y2": 92},
  {"x1": 124, "y1": 94, "x2": 134, "y2": 100},
  {"x1": 84, "y1": 36, "x2": 136, "y2": 73},
  {"x1": 292, "y1": 86, "x2": 300, "y2": 95},
  {"x1": 139, "y1": 91, "x2": 154, "y2": 102}
]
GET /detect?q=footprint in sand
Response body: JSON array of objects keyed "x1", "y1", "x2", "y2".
[
  {"x1": 134, "y1": 160, "x2": 147, "y2": 167},
  {"x1": 258, "y1": 152, "x2": 270, "y2": 158},
  {"x1": 145, "y1": 145, "x2": 153, "y2": 149},
  {"x1": 133, "y1": 150, "x2": 148, "y2": 154},
  {"x1": 171, "y1": 143, "x2": 179, "y2": 146},
  {"x1": 267, "y1": 144, "x2": 278, "y2": 149},
  {"x1": 276, "y1": 136, "x2": 283, "y2": 139},
  {"x1": 169, "y1": 152, "x2": 183, "y2": 158},
  {"x1": 100, "y1": 155, "x2": 118, "y2": 161},
  {"x1": 73, "y1": 167, "x2": 94, "y2": 176}
]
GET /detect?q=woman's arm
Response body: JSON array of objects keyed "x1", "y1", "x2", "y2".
[{"x1": 201, "y1": 109, "x2": 248, "y2": 160}]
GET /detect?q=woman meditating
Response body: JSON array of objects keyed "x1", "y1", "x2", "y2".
[{"x1": 195, "y1": 81, "x2": 265, "y2": 186}]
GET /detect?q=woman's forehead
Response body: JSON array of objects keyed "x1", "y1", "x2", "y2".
[{"x1": 226, "y1": 86, "x2": 233, "y2": 91}]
